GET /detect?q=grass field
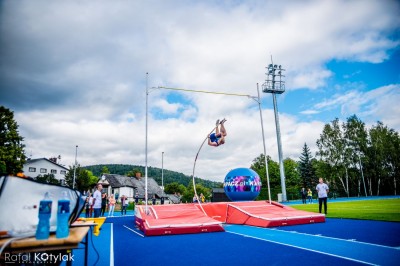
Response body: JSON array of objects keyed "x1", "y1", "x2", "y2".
[{"x1": 291, "y1": 198, "x2": 400, "y2": 222}]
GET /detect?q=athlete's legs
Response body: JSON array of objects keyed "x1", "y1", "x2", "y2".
[{"x1": 220, "y1": 121, "x2": 227, "y2": 137}]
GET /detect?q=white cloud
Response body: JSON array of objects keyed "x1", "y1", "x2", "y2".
[
  {"x1": 300, "y1": 110, "x2": 320, "y2": 115},
  {"x1": 1, "y1": 0, "x2": 399, "y2": 181},
  {"x1": 310, "y1": 84, "x2": 400, "y2": 131}
]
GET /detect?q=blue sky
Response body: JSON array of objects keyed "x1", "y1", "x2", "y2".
[
  {"x1": 0, "y1": 0, "x2": 399, "y2": 181},
  {"x1": 282, "y1": 48, "x2": 400, "y2": 123}
]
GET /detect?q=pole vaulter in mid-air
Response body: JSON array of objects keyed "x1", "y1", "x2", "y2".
[
  {"x1": 192, "y1": 118, "x2": 228, "y2": 215},
  {"x1": 208, "y1": 118, "x2": 227, "y2": 147}
]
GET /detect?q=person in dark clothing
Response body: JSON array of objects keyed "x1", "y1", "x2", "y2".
[
  {"x1": 121, "y1": 195, "x2": 128, "y2": 215},
  {"x1": 85, "y1": 196, "x2": 90, "y2": 218},
  {"x1": 101, "y1": 193, "x2": 108, "y2": 216},
  {"x1": 300, "y1": 187, "x2": 307, "y2": 204},
  {"x1": 135, "y1": 193, "x2": 139, "y2": 204}
]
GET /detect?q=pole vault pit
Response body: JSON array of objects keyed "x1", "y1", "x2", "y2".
[{"x1": 135, "y1": 201, "x2": 325, "y2": 236}]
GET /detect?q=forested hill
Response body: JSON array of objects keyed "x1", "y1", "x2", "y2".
[{"x1": 83, "y1": 164, "x2": 223, "y2": 189}]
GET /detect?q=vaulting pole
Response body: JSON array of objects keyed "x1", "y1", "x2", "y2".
[{"x1": 192, "y1": 125, "x2": 220, "y2": 215}]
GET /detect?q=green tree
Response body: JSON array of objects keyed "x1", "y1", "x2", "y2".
[
  {"x1": 284, "y1": 158, "x2": 301, "y2": 200},
  {"x1": 181, "y1": 183, "x2": 211, "y2": 203},
  {"x1": 126, "y1": 168, "x2": 142, "y2": 177},
  {"x1": 164, "y1": 182, "x2": 186, "y2": 195},
  {"x1": 36, "y1": 173, "x2": 60, "y2": 185},
  {"x1": 366, "y1": 122, "x2": 400, "y2": 196},
  {"x1": 101, "y1": 166, "x2": 110, "y2": 174},
  {"x1": 251, "y1": 153, "x2": 280, "y2": 200},
  {"x1": 65, "y1": 165, "x2": 98, "y2": 192},
  {"x1": 298, "y1": 143, "x2": 316, "y2": 189},
  {"x1": 0, "y1": 106, "x2": 26, "y2": 175},
  {"x1": 316, "y1": 118, "x2": 350, "y2": 196},
  {"x1": 343, "y1": 115, "x2": 369, "y2": 196}
]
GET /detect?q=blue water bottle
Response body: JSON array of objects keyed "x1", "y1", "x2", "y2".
[
  {"x1": 36, "y1": 192, "x2": 52, "y2": 240},
  {"x1": 56, "y1": 191, "x2": 71, "y2": 238}
]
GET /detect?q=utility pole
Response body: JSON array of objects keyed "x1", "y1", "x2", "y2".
[
  {"x1": 73, "y1": 145, "x2": 78, "y2": 189},
  {"x1": 161, "y1": 151, "x2": 164, "y2": 190}
]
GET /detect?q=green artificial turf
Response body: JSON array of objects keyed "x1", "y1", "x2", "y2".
[{"x1": 291, "y1": 198, "x2": 400, "y2": 222}]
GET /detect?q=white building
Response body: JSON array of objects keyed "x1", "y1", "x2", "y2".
[
  {"x1": 23, "y1": 158, "x2": 69, "y2": 184},
  {"x1": 99, "y1": 173, "x2": 169, "y2": 203}
]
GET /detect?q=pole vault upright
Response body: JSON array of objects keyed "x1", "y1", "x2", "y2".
[{"x1": 145, "y1": 73, "x2": 149, "y2": 214}]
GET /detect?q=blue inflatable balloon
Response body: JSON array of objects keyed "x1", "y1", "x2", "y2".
[{"x1": 224, "y1": 168, "x2": 261, "y2": 201}]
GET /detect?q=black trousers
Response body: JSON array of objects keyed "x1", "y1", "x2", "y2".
[{"x1": 319, "y1": 197, "x2": 328, "y2": 214}]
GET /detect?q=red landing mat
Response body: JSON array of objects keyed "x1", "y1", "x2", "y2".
[
  {"x1": 200, "y1": 201, "x2": 326, "y2": 227},
  {"x1": 136, "y1": 201, "x2": 325, "y2": 236},
  {"x1": 135, "y1": 204, "x2": 225, "y2": 236}
]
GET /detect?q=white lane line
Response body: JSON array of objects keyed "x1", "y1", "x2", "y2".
[
  {"x1": 226, "y1": 230, "x2": 375, "y2": 266},
  {"x1": 110, "y1": 223, "x2": 114, "y2": 266},
  {"x1": 123, "y1": 225, "x2": 145, "y2": 238}
]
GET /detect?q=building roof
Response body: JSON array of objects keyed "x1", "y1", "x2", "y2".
[
  {"x1": 166, "y1": 194, "x2": 181, "y2": 204},
  {"x1": 101, "y1": 174, "x2": 167, "y2": 198},
  {"x1": 24, "y1": 157, "x2": 68, "y2": 170}
]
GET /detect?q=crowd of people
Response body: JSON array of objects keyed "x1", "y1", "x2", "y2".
[
  {"x1": 300, "y1": 178, "x2": 329, "y2": 214},
  {"x1": 84, "y1": 184, "x2": 130, "y2": 218},
  {"x1": 84, "y1": 177, "x2": 330, "y2": 218},
  {"x1": 83, "y1": 185, "x2": 169, "y2": 218}
]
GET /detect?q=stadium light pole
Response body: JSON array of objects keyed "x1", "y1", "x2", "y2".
[
  {"x1": 262, "y1": 60, "x2": 287, "y2": 202},
  {"x1": 73, "y1": 145, "x2": 78, "y2": 189}
]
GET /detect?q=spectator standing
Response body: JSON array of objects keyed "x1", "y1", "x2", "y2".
[
  {"x1": 101, "y1": 193, "x2": 108, "y2": 216},
  {"x1": 84, "y1": 195, "x2": 90, "y2": 218},
  {"x1": 92, "y1": 184, "x2": 103, "y2": 218},
  {"x1": 135, "y1": 193, "x2": 139, "y2": 204},
  {"x1": 88, "y1": 193, "x2": 94, "y2": 217},
  {"x1": 300, "y1": 188, "x2": 307, "y2": 204},
  {"x1": 307, "y1": 188, "x2": 313, "y2": 203},
  {"x1": 316, "y1": 178, "x2": 329, "y2": 214},
  {"x1": 108, "y1": 194, "x2": 116, "y2": 217},
  {"x1": 121, "y1": 195, "x2": 128, "y2": 216},
  {"x1": 200, "y1": 193, "x2": 205, "y2": 203}
]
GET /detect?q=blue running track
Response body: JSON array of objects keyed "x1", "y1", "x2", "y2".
[
  {"x1": 225, "y1": 224, "x2": 400, "y2": 265},
  {"x1": 64, "y1": 216, "x2": 400, "y2": 266}
]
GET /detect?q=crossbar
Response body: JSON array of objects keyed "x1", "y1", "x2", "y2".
[{"x1": 157, "y1": 86, "x2": 253, "y2": 98}]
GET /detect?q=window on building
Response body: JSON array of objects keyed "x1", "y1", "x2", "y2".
[
  {"x1": 60, "y1": 170, "x2": 67, "y2": 175},
  {"x1": 51, "y1": 169, "x2": 57, "y2": 174},
  {"x1": 29, "y1": 167, "x2": 36, "y2": 172},
  {"x1": 40, "y1": 168, "x2": 47, "y2": 173}
]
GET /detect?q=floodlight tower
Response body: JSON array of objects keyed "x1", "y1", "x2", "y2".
[{"x1": 262, "y1": 61, "x2": 287, "y2": 202}]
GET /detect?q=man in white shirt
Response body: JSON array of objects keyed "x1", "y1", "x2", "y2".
[
  {"x1": 92, "y1": 183, "x2": 103, "y2": 218},
  {"x1": 316, "y1": 178, "x2": 329, "y2": 214}
]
